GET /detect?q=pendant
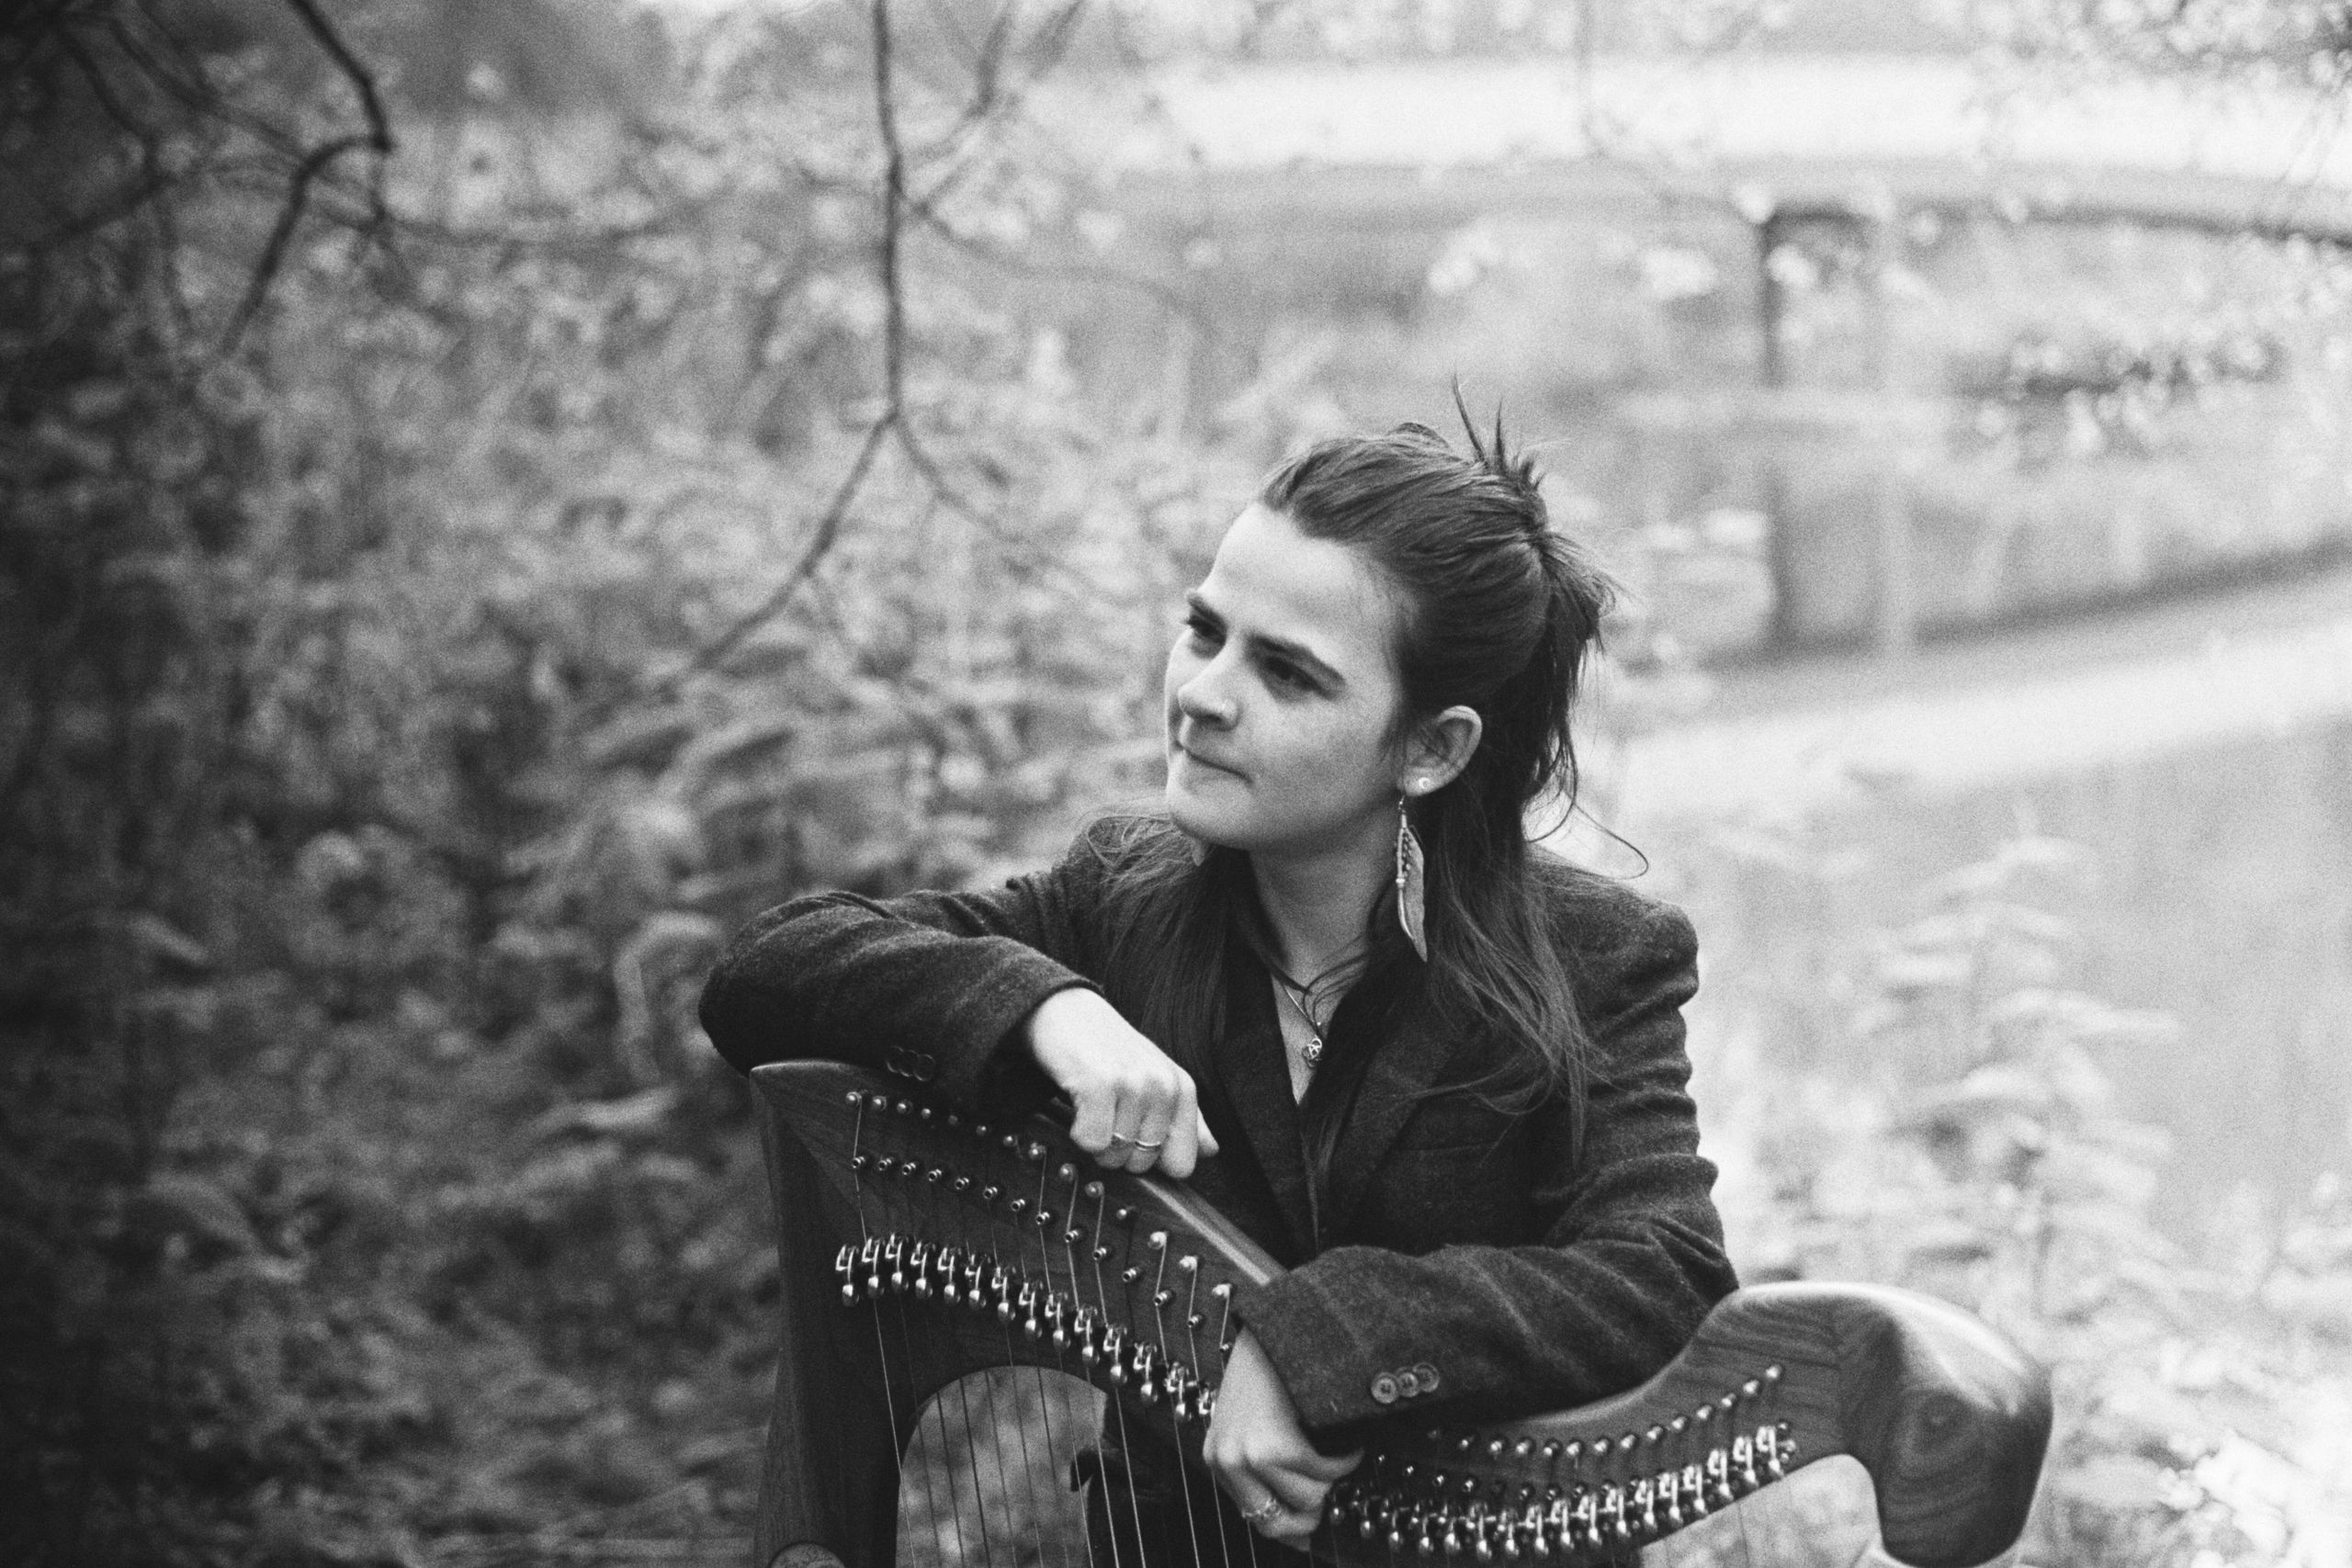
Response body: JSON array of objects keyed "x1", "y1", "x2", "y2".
[{"x1": 1299, "y1": 1036, "x2": 1323, "y2": 1068}]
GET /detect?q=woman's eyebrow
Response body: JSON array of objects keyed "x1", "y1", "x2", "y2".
[{"x1": 1187, "y1": 592, "x2": 1342, "y2": 688}]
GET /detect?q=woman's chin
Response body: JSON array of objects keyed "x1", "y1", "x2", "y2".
[{"x1": 1164, "y1": 783, "x2": 1238, "y2": 848}]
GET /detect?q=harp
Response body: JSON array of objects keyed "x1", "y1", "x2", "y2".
[{"x1": 751, "y1": 1061, "x2": 2052, "y2": 1568}]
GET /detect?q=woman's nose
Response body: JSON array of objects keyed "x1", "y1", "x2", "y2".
[{"x1": 1175, "y1": 664, "x2": 1238, "y2": 728}]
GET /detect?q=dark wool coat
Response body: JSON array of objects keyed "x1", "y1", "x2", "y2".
[{"x1": 699, "y1": 828, "x2": 1738, "y2": 1446}]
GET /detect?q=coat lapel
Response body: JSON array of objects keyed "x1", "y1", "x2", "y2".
[
  {"x1": 1320, "y1": 987, "x2": 1462, "y2": 1241},
  {"x1": 1209, "y1": 962, "x2": 1317, "y2": 1261}
]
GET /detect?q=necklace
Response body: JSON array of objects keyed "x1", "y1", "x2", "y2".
[{"x1": 1272, "y1": 972, "x2": 1339, "y2": 1070}]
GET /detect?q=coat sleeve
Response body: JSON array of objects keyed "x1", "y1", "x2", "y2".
[
  {"x1": 1233, "y1": 897, "x2": 1738, "y2": 1433},
  {"x1": 696, "y1": 844, "x2": 1108, "y2": 1116}
]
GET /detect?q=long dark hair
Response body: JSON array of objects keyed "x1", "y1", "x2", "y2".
[{"x1": 1092, "y1": 408, "x2": 1616, "y2": 1160}]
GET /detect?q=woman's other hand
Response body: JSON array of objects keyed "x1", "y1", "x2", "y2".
[
  {"x1": 1023, "y1": 988, "x2": 1218, "y2": 1179},
  {"x1": 1203, "y1": 1329, "x2": 1361, "y2": 1547}
]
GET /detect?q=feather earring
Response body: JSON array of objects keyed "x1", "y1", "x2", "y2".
[{"x1": 1395, "y1": 794, "x2": 1429, "y2": 962}]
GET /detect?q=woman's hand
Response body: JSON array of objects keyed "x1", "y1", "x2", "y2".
[
  {"x1": 1023, "y1": 988, "x2": 1218, "y2": 1179},
  {"x1": 1203, "y1": 1329, "x2": 1362, "y2": 1547}
]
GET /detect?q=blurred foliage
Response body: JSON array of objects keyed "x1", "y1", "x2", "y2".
[
  {"x1": 2, "y1": 0, "x2": 1232, "y2": 1560},
  {"x1": 1678, "y1": 831, "x2": 2352, "y2": 1567},
  {"x1": 5, "y1": 0, "x2": 2346, "y2": 1565}
]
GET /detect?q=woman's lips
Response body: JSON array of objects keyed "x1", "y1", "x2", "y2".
[{"x1": 1174, "y1": 742, "x2": 1244, "y2": 780}]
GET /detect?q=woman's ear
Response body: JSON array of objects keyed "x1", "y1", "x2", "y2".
[{"x1": 1397, "y1": 705, "x2": 1482, "y2": 796}]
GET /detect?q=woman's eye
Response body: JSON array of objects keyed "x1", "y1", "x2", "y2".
[
  {"x1": 1182, "y1": 614, "x2": 1221, "y2": 648},
  {"x1": 1262, "y1": 659, "x2": 1312, "y2": 693}
]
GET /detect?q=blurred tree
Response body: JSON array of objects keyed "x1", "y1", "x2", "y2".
[{"x1": 2, "y1": 0, "x2": 1233, "y2": 1558}]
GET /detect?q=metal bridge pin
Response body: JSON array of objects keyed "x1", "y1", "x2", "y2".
[
  {"x1": 843, "y1": 1090, "x2": 860, "y2": 1106},
  {"x1": 1741, "y1": 1379, "x2": 1760, "y2": 1400}
]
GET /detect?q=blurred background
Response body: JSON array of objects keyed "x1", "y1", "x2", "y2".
[{"x1": 6, "y1": 0, "x2": 2352, "y2": 1562}]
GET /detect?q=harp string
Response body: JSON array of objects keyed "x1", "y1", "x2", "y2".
[
  {"x1": 999, "y1": 1154, "x2": 1062, "y2": 1568},
  {"x1": 918, "y1": 1166, "x2": 992, "y2": 1568},
  {"x1": 850, "y1": 1097, "x2": 936, "y2": 1565},
  {"x1": 1085, "y1": 1177, "x2": 1156, "y2": 1568},
  {"x1": 1046, "y1": 1163, "x2": 1104, "y2": 1568},
  {"x1": 1144, "y1": 1232, "x2": 1210, "y2": 1568}
]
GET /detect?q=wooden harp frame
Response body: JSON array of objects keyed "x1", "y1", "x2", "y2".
[{"x1": 750, "y1": 1061, "x2": 2053, "y2": 1568}]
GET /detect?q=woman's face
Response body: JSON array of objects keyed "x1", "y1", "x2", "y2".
[{"x1": 1163, "y1": 503, "x2": 1414, "y2": 861}]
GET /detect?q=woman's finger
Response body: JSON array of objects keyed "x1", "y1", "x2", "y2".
[
  {"x1": 1254, "y1": 1465, "x2": 1333, "y2": 1517},
  {"x1": 1065, "y1": 1083, "x2": 1118, "y2": 1158},
  {"x1": 1154, "y1": 1074, "x2": 1202, "y2": 1178},
  {"x1": 1289, "y1": 1443, "x2": 1364, "y2": 1483},
  {"x1": 1229, "y1": 1474, "x2": 1329, "y2": 1545},
  {"x1": 1125, "y1": 1083, "x2": 1178, "y2": 1172}
]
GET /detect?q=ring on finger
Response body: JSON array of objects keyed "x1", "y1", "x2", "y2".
[
  {"x1": 1239, "y1": 1497, "x2": 1283, "y2": 1526},
  {"x1": 1106, "y1": 1133, "x2": 1133, "y2": 1148},
  {"x1": 1132, "y1": 1136, "x2": 1166, "y2": 1151}
]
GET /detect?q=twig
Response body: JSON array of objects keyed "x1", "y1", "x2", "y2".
[
  {"x1": 213, "y1": 0, "x2": 396, "y2": 348},
  {"x1": 278, "y1": 0, "x2": 393, "y2": 164},
  {"x1": 220, "y1": 130, "x2": 374, "y2": 351},
  {"x1": 666, "y1": 413, "x2": 895, "y2": 687},
  {"x1": 873, "y1": 0, "x2": 910, "y2": 421},
  {"x1": 662, "y1": 0, "x2": 916, "y2": 684}
]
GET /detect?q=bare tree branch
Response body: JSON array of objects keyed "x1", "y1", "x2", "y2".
[
  {"x1": 665, "y1": 412, "x2": 896, "y2": 688},
  {"x1": 278, "y1": 0, "x2": 393, "y2": 164},
  {"x1": 220, "y1": 130, "x2": 376, "y2": 351},
  {"x1": 873, "y1": 0, "x2": 910, "y2": 422}
]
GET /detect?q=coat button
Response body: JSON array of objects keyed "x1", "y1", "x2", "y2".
[
  {"x1": 1413, "y1": 1362, "x2": 1441, "y2": 1393},
  {"x1": 1396, "y1": 1369, "x2": 1421, "y2": 1399},
  {"x1": 1370, "y1": 1373, "x2": 1399, "y2": 1405}
]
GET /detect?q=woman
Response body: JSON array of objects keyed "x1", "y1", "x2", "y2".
[{"x1": 699, "y1": 417, "x2": 1737, "y2": 1561}]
